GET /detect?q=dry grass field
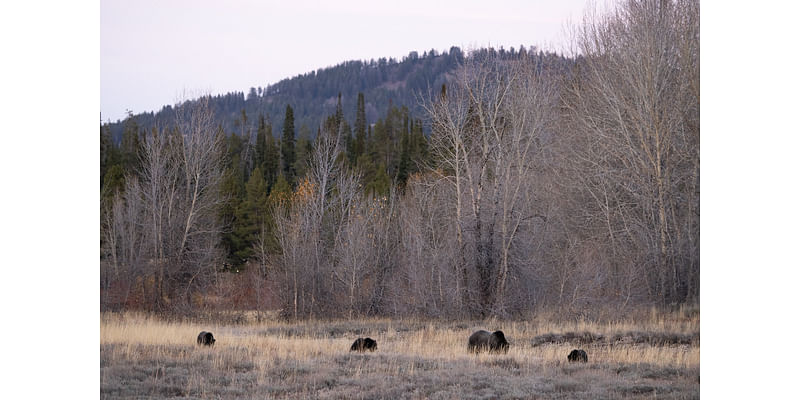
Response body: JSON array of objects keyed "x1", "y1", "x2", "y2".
[{"x1": 100, "y1": 307, "x2": 699, "y2": 399}]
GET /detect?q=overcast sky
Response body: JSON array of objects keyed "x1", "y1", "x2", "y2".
[{"x1": 101, "y1": 0, "x2": 597, "y2": 123}]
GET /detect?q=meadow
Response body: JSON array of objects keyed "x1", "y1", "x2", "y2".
[{"x1": 100, "y1": 307, "x2": 699, "y2": 399}]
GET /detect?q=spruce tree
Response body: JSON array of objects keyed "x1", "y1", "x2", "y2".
[
  {"x1": 255, "y1": 114, "x2": 267, "y2": 169},
  {"x1": 101, "y1": 165, "x2": 125, "y2": 202},
  {"x1": 335, "y1": 92, "x2": 344, "y2": 130},
  {"x1": 411, "y1": 117, "x2": 428, "y2": 165},
  {"x1": 268, "y1": 174, "x2": 293, "y2": 210},
  {"x1": 100, "y1": 123, "x2": 123, "y2": 191},
  {"x1": 263, "y1": 127, "x2": 279, "y2": 190},
  {"x1": 219, "y1": 165, "x2": 244, "y2": 267},
  {"x1": 281, "y1": 104, "x2": 296, "y2": 186},
  {"x1": 232, "y1": 167, "x2": 268, "y2": 266},
  {"x1": 365, "y1": 162, "x2": 391, "y2": 197},
  {"x1": 397, "y1": 126, "x2": 412, "y2": 188},
  {"x1": 294, "y1": 125, "x2": 313, "y2": 181},
  {"x1": 120, "y1": 112, "x2": 142, "y2": 173},
  {"x1": 354, "y1": 92, "x2": 367, "y2": 162},
  {"x1": 344, "y1": 121, "x2": 356, "y2": 166},
  {"x1": 100, "y1": 124, "x2": 111, "y2": 188}
]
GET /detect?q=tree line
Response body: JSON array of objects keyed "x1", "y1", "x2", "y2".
[
  {"x1": 103, "y1": 45, "x2": 571, "y2": 149},
  {"x1": 100, "y1": 0, "x2": 699, "y2": 319}
]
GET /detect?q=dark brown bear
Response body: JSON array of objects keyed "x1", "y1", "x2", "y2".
[
  {"x1": 350, "y1": 337, "x2": 377, "y2": 352},
  {"x1": 567, "y1": 349, "x2": 588, "y2": 362},
  {"x1": 467, "y1": 330, "x2": 509, "y2": 354},
  {"x1": 197, "y1": 331, "x2": 216, "y2": 346}
]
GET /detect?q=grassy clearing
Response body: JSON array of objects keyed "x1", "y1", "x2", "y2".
[{"x1": 101, "y1": 309, "x2": 699, "y2": 399}]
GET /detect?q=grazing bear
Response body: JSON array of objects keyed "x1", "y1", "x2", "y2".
[
  {"x1": 468, "y1": 330, "x2": 509, "y2": 354},
  {"x1": 350, "y1": 337, "x2": 378, "y2": 352},
  {"x1": 197, "y1": 331, "x2": 216, "y2": 347},
  {"x1": 567, "y1": 349, "x2": 588, "y2": 363}
]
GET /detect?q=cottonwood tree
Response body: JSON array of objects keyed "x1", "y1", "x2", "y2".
[
  {"x1": 332, "y1": 176, "x2": 388, "y2": 319},
  {"x1": 101, "y1": 97, "x2": 227, "y2": 311},
  {"x1": 425, "y1": 51, "x2": 558, "y2": 316},
  {"x1": 424, "y1": 84, "x2": 470, "y2": 311},
  {"x1": 393, "y1": 172, "x2": 462, "y2": 316},
  {"x1": 101, "y1": 180, "x2": 146, "y2": 309},
  {"x1": 305, "y1": 118, "x2": 343, "y2": 316},
  {"x1": 271, "y1": 113, "x2": 364, "y2": 317},
  {"x1": 561, "y1": 0, "x2": 700, "y2": 304},
  {"x1": 271, "y1": 178, "x2": 317, "y2": 318}
]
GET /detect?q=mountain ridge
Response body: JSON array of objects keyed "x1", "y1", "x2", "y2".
[{"x1": 105, "y1": 45, "x2": 567, "y2": 143}]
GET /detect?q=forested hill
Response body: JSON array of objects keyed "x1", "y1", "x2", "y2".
[{"x1": 105, "y1": 45, "x2": 568, "y2": 143}]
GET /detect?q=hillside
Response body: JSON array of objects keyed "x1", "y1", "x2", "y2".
[{"x1": 105, "y1": 45, "x2": 568, "y2": 143}]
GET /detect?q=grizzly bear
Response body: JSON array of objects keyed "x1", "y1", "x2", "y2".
[
  {"x1": 467, "y1": 330, "x2": 509, "y2": 354},
  {"x1": 197, "y1": 331, "x2": 216, "y2": 346},
  {"x1": 350, "y1": 337, "x2": 377, "y2": 352},
  {"x1": 567, "y1": 349, "x2": 588, "y2": 362}
]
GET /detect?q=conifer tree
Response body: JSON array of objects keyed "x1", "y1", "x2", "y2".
[
  {"x1": 100, "y1": 124, "x2": 112, "y2": 188},
  {"x1": 101, "y1": 165, "x2": 125, "y2": 202},
  {"x1": 120, "y1": 112, "x2": 142, "y2": 173},
  {"x1": 263, "y1": 126, "x2": 280, "y2": 190},
  {"x1": 255, "y1": 114, "x2": 268, "y2": 169},
  {"x1": 335, "y1": 92, "x2": 344, "y2": 129},
  {"x1": 294, "y1": 125, "x2": 313, "y2": 180},
  {"x1": 365, "y1": 162, "x2": 391, "y2": 197},
  {"x1": 353, "y1": 92, "x2": 367, "y2": 164},
  {"x1": 232, "y1": 166, "x2": 268, "y2": 265},
  {"x1": 268, "y1": 174, "x2": 292, "y2": 206},
  {"x1": 411, "y1": 117, "x2": 428, "y2": 164},
  {"x1": 397, "y1": 126, "x2": 412, "y2": 188},
  {"x1": 281, "y1": 104, "x2": 296, "y2": 186},
  {"x1": 240, "y1": 109, "x2": 248, "y2": 136},
  {"x1": 344, "y1": 123, "x2": 355, "y2": 165},
  {"x1": 219, "y1": 164, "x2": 244, "y2": 267}
]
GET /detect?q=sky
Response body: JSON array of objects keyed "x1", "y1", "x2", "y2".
[{"x1": 101, "y1": 0, "x2": 596, "y2": 123}]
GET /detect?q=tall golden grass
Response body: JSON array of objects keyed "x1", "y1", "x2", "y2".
[{"x1": 101, "y1": 308, "x2": 699, "y2": 399}]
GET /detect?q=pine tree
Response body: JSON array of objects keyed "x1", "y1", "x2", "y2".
[
  {"x1": 354, "y1": 92, "x2": 367, "y2": 163},
  {"x1": 263, "y1": 126, "x2": 280, "y2": 191},
  {"x1": 227, "y1": 132, "x2": 244, "y2": 167},
  {"x1": 232, "y1": 167, "x2": 268, "y2": 266},
  {"x1": 294, "y1": 125, "x2": 313, "y2": 181},
  {"x1": 101, "y1": 165, "x2": 125, "y2": 201},
  {"x1": 281, "y1": 104, "x2": 296, "y2": 186},
  {"x1": 100, "y1": 124, "x2": 111, "y2": 188},
  {"x1": 365, "y1": 162, "x2": 390, "y2": 197},
  {"x1": 219, "y1": 164, "x2": 244, "y2": 268},
  {"x1": 255, "y1": 114, "x2": 268, "y2": 169},
  {"x1": 268, "y1": 174, "x2": 292, "y2": 208},
  {"x1": 397, "y1": 126, "x2": 412, "y2": 188},
  {"x1": 240, "y1": 109, "x2": 248, "y2": 134},
  {"x1": 120, "y1": 112, "x2": 142, "y2": 173},
  {"x1": 344, "y1": 120, "x2": 356, "y2": 165},
  {"x1": 101, "y1": 123, "x2": 123, "y2": 192},
  {"x1": 411, "y1": 117, "x2": 428, "y2": 164},
  {"x1": 335, "y1": 92, "x2": 344, "y2": 129}
]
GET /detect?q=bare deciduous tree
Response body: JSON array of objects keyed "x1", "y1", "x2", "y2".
[
  {"x1": 561, "y1": 0, "x2": 700, "y2": 304},
  {"x1": 425, "y1": 50, "x2": 559, "y2": 316},
  {"x1": 101, "y1": 96, "x2": 226, "y2": 311},
  {"x1": 394, "y1": 173, "x2": 461, "y2": 316},
  {"x1": 272, "y1": 184, "x2": 316, "y2": 318},
  {"x1": 272, "y1": 118, "x2": 376, "y2": 318}
]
